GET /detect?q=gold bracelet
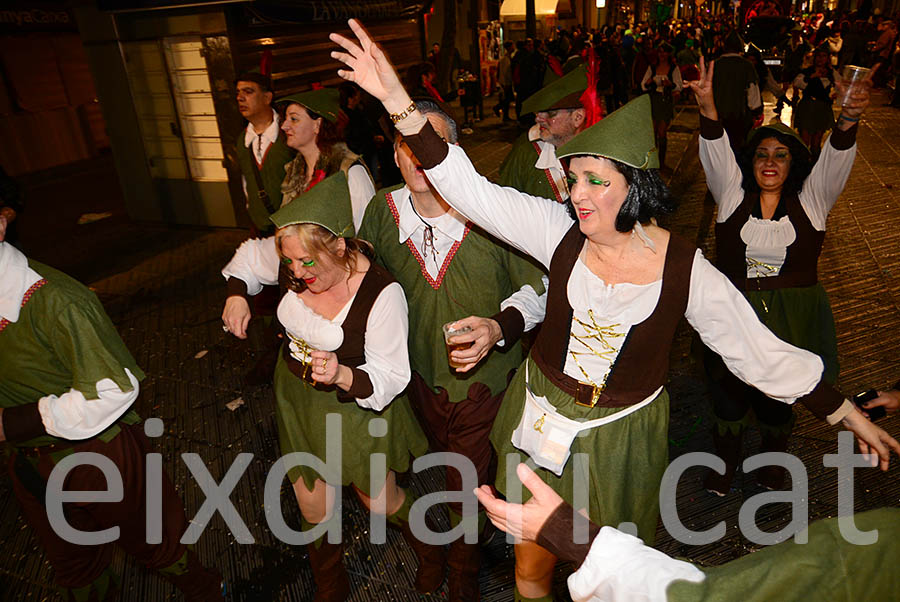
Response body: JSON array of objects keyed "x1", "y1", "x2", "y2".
[{"x1": 390, "y1": 101, "x2": 417, "y2": 124}]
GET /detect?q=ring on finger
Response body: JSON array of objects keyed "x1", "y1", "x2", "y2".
[
  {"x1": 222, "y1": 324, "x2": 230, "y2": 333},
  {"x1": 322, "y1": 358, "x2": 328, "y2": 371}
]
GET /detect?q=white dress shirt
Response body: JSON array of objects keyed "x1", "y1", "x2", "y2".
[{"x1": 529, "y1": 125, "x2": 570, "y2": 202}]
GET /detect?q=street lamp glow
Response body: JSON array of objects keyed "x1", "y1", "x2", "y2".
[{"x1": 596, "y1": 0, "x2": 606, "y2": 6}]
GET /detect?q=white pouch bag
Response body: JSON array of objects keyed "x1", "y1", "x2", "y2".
[{"x1": 511, "y1": 363, "x2": 661, "y2": 476}]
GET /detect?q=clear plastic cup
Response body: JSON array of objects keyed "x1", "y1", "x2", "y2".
[
  {"x1": 839, "y1": 65, "x2": 870, "y2": 107},
  {"x1": 442, "y1": 322, "x2": 473, "y2": 370}
]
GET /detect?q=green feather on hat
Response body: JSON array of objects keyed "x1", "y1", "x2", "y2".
[
  {"x1": 277, "y1": 88, "x2": 341, "y2": 123},
  {"x1": 521, "y1": 65, "x2": 588, "y2": 116},
  {"x1": 270, "y1": 171, "x2": 355, "y2": 237},
  {"x1": 556, "y1": 95, "x2": 658, "y2": 170}
]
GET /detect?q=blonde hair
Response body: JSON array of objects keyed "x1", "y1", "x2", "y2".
[{"x1": 275, "y1": 223, "x2": 371, "y2": 276}]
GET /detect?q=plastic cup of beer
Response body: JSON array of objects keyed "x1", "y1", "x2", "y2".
[
  {"x1": 839, "y1": 65, "x2": 870, "y2": 107},
  {"x1": 443, "y1": 322, "x2": 474, "y2": 370}
]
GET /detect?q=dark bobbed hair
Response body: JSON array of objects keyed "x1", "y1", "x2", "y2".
[
  {"x1": 563, "y1": 155, "x2": 677, "y2": 232},
  {"x1": 739, "y1": 131, "x2": 812, "y2": 197}
]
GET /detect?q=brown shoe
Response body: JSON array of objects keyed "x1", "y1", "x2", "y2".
[
  {"x1": 307, "y1": 540, "x2": 350, "y2": 602},
  {"x1": 756, "y1": 431, "x2": 791, "y2": 491},
  {"x1": 398, "y1": 518, "x2": 447, "y2": 593},
  {"x1": 704, "y1": 427, "x2": 744, "y2": 497},
  {"x1": 447, "y1": 540, "x2": 480, "y2": 602}
]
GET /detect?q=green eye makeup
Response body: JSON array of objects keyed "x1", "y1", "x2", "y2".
[
  {"x1": 302, "y1": 259, "x2": 315, "y2": 267},
  {"x1": 281, "y1": 257, "x2": 292, "y2": 265},
  {"x1": 590, "y1": 178, "x2": 611, "y2": 187}
]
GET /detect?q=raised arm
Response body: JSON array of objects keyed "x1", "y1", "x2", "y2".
[
  {"x1": 330, "y1": 19, "x2": 573, "y2": 266},
  {"x1": 687, "y1": 58, "x2": 745, "y2": 218}
]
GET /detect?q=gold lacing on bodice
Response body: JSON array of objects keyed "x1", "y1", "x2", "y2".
[
  {"x1": 567, "y1": 309, "x2": 625, "y2": 406},
  {"x1": 286, "y1": 331, "x2": 317, "y2": 383},
  {"x1": 746, "y1": 257, "x2": 778, "y2": 315}
]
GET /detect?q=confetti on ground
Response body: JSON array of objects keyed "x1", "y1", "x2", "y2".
[
  {"x1": 226, "y1": 398, "x2": 245, "y2": 411},
  {"x1": 194, "y1": 350, "x2": 208, "y2": 359}
]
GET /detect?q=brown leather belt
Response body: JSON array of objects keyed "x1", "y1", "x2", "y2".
[{"x1": 530, "y1": 345, "x2": 636, "y2": 409}]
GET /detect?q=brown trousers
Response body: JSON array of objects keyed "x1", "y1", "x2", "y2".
[
  {"x1": 408, "y1": 371, "x2": 504, "y2": 516},
  {"x1": 8, "y1": 423, "x2": 189, "y2": 589}
]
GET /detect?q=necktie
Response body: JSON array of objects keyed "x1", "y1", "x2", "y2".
[{"x1": 257, "y1": 133, "x2": 263, "y2": 162}]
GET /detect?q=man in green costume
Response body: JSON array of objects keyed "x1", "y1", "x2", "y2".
[
  {"x1": 476, "y1": 463, "x2": 900, "y2": 602},
  {"x1": 498, "y1": 66, "x2": 589, "y2": 203},
  {"x1": 358, "y1": 99, "x2": 547, "y2": 601},
  {"x1": 234, "y1": 71, "x2": 296, "y2": 236},
  {"x1": 0, "y1": 238, "x2": 222, "y2": 601}
]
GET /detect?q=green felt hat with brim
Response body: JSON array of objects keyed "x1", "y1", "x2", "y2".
[
  {"x1": 270, "y1": 171, "x2": 355, "y2": 237},
  {"x1": 745, "y1": 121, "x2": 811, "y2": 159},
  {"x1": 556, "y1": 94, "x2": 658, "y2": 169},
  {"x1": 277, "y1": 88, "x2": 340, "y2": 123},
  {"x1": 521, "y1": 65, "x2": 587, "y2": 115}
]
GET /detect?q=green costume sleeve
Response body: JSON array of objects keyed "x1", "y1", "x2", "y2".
[
  {"x1": 49, "y1": 298, "x2": 145, "y2": 400},
  {"x1": 667, "y1": 508, "x2": 900, "y2": 602}
]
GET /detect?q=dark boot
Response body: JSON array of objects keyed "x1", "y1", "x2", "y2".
[
  {"x1": 447, "y1": 539, "x2": 481, "y2": 602},
  {"x1": 756, "y1": 430, "x2": 791, "y2": 491},
  {"x1": 307, "y1": 539, "x2": 350, "y2": 602},
  {"x1": 703, "y1": 426, "x2": 744, "y2": 497},
  {"x1": 160, "y1": 549, "x2": 223, "y2": 602},
  {"x1": 386, "y1": 490, "x2": 446, "y2": 594},
  {"x1": 397, "y1": 517, "x2": 447, "y2": 593}
]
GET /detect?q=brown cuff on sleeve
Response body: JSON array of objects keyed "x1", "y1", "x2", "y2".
[
  {"x1": 491, "y1": 307, "x2": 526, "y2": 348},
  {"x1": 699, "y1": 115, "x2": 725, "y2": 140},
  {"x1": 2, "y1": 404, "x2": 48, "y2": 443},
  {"x1": 226, "y1": 277, "x2": 249, "y2": 299},
  {"x1": 829, "y1": 123, "x2": 859, "y2": 150},
  {"x1": 336, "y1": 367, "x2": 374, "y2": 402},
  {"x1": 535, "y1": 501, "x2": 602, "y2": 567},
  {"x1": 400, "y1": 120, "x2": 450, "y2": 169},
  {"x1": 799, "y1": 379, "x2": 845, "y2": 421}
]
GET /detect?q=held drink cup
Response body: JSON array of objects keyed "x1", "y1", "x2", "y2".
[
  {"x1": 839, "y1": 65, "x2": 870, "y2": 107},
  {"x1": 442, "y1": 322, "x2": 473, "y2": 370}
]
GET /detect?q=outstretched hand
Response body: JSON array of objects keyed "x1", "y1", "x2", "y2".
[
  {"x1": 841, "y1": 406, "x2": 900, "y2": 471},
  {"x1": 474, "y1": 463, "x2": 563, "y2": 543},
  {"x1": 330, "y1": 19, "x2": 408, "y2": 110},
  {"x1": 684, "y1": 56, "x2": 717, "y2": 121}
]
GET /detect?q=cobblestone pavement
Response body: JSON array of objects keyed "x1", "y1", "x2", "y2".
[{"x1": 2, "y1": 92, "x2": 898, "y2": 601}]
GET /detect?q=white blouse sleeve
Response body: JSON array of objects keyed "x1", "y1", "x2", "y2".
[
  {"x1": 685, "y1": 250, "x2": 825, "y2": 403},
  {"x1": 698, "y1": 131, "x2": 745, "y2": 222},
  {"x1": 354, "y1": 282, "x2": 411, "y2": 411},
  {"x1": 348, "y1": 163, "x2": 376, "y2": 234},
  {"x1": 424, "y1": 145, "x2": 575, "y2": 268},
  {"x1": 221, "y1": 236, "x2": 280, "y2": 296},
  {"x1": 672, "y1": 66, "x2": 684, "y2": 92},
  {"x1": 499, "y1": 276, "x2": 549, "y2": 336},
  {"x1": 37, "y1": 368, "x2": 140, "y2": 440},
  {"x1": 567, "y1": 526, "x2": 705, "y2": 602},
  {"x1": 798, "y1": 134, "x2": 857, "y2": 230},
  {"x1": 640, "y1": 66, "x2": 653, "y2": 90}
]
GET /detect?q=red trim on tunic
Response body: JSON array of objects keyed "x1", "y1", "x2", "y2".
[
  {"x1": 0, "y1": 279, "x2": 47, "y2": 333},
  {"x1": 532, "y1": 141, "x2": 565, "y2": 204},
  {"x1": 253, "y1": 139, "x2": 274, "y2": 170},
  {"x1": 384, "y1": 191, "x2": 471, "y2": 291}
]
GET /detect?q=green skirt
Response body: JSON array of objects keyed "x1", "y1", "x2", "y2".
[
  {"x1": 273, "y1": 352, "x2": 428, "y2": 495},
  {"x1": 490, "y1": 355, "x2": 670, "y2": 544},
  {"x1": 794, "y1": 96, "x2": 835, "y2": 134},
  {"x1": 745, "y1": 283, "x2": 838, "y2": 384}
]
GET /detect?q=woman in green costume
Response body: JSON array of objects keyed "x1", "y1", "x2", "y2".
[
  {"x1": 222, "y1": 172, "x2": 440, "y2": 601},
  {"x1": 690, "y1": 57, "x2": 870, "y2": 495},
  {"x1": 329, "y1": 20, "x2": 899, "y2": 602}
]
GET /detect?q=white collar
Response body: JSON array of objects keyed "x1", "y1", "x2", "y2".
[
  {"x1": 0, "y1": 243, "x2": 42, "y2": 323},
  {"x1": 243, "y1": 109, "x2": 280, "y2": 149},
  {"x1": 527, "y1": 126, "x2": 563, "y2": 171},
  {"x1": 392, "y1": 186, "x2": 467, "y2": 244}
]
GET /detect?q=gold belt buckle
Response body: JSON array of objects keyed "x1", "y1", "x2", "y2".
[{"x1": 574, "y1": 382, "x2": 601, "y2": 408}]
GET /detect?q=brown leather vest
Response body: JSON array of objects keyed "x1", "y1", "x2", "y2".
[
  {"x1": 281, "y1": 262, "x2": 396, "y2": 395},
  {"x1": 715, "y1": 192, "x2": 824, "y2": 291},
  {"x1": 532, "y1": 224, "x2": 695, "y2": 408}
]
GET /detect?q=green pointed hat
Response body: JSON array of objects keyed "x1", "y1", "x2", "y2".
[
  {"x1": 277, "y1": 88, "x2": 340, "y2": 123},
  {"x1": 745, "y1": 121, "x2": 811, "y2": 159},
  {"x1": 521, "y1": 65, "x2": 587, "y2": 115},
  {"x1": 556, "y1": 94, "x2": 658, "y2": 169},
  {"x1": 269, "y1": 171, "x2": 355, "y2": 237}
]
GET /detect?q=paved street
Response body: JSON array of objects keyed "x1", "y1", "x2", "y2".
[{"x1": 2, "y1": 90, "x2": 899, "y2": 601}]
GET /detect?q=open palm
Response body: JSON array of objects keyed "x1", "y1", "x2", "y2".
[{"x1": 330, "y1": 19, "x2": 405, "y2": 104}]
